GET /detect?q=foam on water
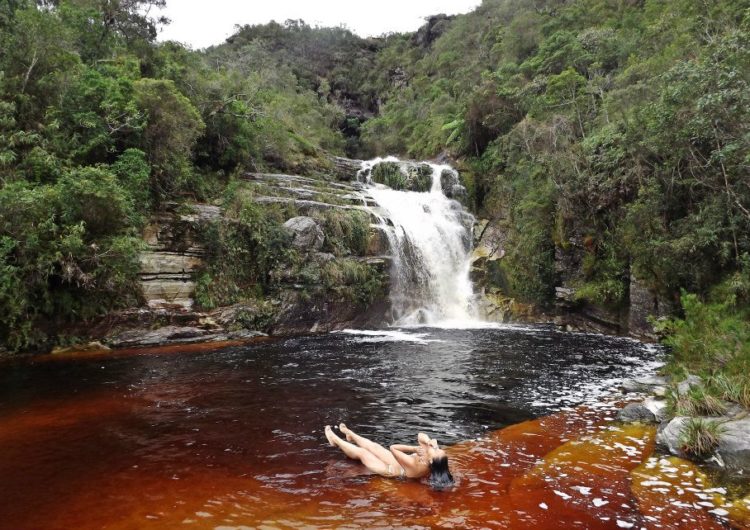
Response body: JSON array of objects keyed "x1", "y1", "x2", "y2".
[{"x1": 336, "y1": 329, "x2": 443, "y2": 344}]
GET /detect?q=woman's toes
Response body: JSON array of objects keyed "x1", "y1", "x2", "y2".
[
  {"x1": 339, "y1": 423, "x2": 354, "y2": 441},
  {"x1": 324, "y1": 425, "x2": 336, "y2": 447}
]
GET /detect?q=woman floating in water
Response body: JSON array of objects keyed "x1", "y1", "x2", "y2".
[{"x1": 324, "y1": 424, "x2": 454, "y2": 489}]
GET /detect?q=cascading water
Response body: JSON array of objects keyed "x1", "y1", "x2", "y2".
[{"x1": 357, "y1": 157, "x2": 480, "y2": 326}]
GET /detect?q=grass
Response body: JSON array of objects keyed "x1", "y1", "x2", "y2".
[
  {"x1": 669, "y1": 385, "x2": 728, "y2": 417},
  {"x1": 708, "y1": 374, "x2": 750, "y2": 410},
  {"x1": 679, "y1": 418, "x2": 723, "y2": 458}
]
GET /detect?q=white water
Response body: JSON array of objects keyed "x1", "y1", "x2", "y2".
[{"x1": 358, "y1": 158, "x2": 483, "y2": 327}]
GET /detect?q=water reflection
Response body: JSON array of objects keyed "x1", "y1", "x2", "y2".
[{"x1": 0, "y1": 325, "x2": 688, "y2": 529}]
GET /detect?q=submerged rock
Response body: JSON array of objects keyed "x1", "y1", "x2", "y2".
[{"x1": 283, "y1": 216, "x2": 324, "y2": 251}]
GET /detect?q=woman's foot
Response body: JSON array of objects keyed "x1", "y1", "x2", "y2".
[
  {"x1": 339, "y1": 423, "x2": 353, "y2": 441},
  {"x1": 324, "y1": 425, "x2": 337, "y2": 447}
]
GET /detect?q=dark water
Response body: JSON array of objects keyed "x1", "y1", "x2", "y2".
[{"x1": 0, "y1": 325, "x2": 673, "y2": 529}]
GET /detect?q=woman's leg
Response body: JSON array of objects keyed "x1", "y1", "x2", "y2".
[
  {"x1": 325, "y1": 426, "x2": 393, "y2": 476},
  {"x1": 339, "y1": 423, "x2": 399, "y2": 467}
]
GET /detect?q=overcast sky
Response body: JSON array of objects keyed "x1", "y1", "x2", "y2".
[{"x1": 155, "y1": 0, "x2": 481, "y2": 49}]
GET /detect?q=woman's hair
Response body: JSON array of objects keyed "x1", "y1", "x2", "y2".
[{"x1": 428, "y1": 456, "x2": 454, "y2": 490}]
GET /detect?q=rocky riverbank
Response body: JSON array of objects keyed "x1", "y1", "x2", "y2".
[{"x1": 619, "y1": 374, "x2": 750, "y2": 475}]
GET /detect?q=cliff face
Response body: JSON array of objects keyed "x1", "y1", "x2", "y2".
[{"x1": 95, "y1": 163, "x2": 391, "y2": 348}]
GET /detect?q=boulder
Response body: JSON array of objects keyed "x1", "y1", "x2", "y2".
[
  {"x1": 618, "y1": 397, "x2": 668, "y2": 423},
  {"x1": 283, "y1": 216, "x2": 324, "y2": 251},
  {"x1": 657, "y1": 415, "x2": 750, "y2": 471},
  {"x1": 719, "y1": 417, "x2": 750, "y2": 469},
  {"x1": 618, "y1": 402, "x2": 657, "y2": 423},
  {"x1": 620, "y1": 375, "x2": 669, "y2": 395}
]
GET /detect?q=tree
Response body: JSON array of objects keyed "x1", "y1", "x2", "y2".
[{"x1": 132, "y1": 78, "x2": 205, "y2": 198}]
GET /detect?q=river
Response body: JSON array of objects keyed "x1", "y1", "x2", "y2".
[{"x1": 4, "y1": 324, "x2": 724, "y2": 529}]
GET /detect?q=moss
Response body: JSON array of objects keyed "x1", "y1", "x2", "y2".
[
  {"x1": 312, "y1": 209, "x2": 370, "y2": 257},
  {"x1": 321, "y1": 259, "x2": 385, "y2": 305},
  {"x1": 370, "y1": 162, "x2": 407, "y2": 190}
]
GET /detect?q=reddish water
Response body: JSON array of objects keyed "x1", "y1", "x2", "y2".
[{"x1": 0, "y1": 328, "x2": 747, "y2": 529}]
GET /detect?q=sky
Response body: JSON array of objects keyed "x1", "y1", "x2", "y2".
[{"x1": 155, "y1": 0, "x2": 482, "y2": 49}]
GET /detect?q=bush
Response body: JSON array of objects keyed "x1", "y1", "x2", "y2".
[{"x1": 0, "y1": 174, "x2": 142, "y2": 352}]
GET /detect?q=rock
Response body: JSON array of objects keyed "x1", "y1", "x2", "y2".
[
  {"x1": 644, "y1": 397, "x2": 669, "y2": 422},
  {"x1": 283, "y1": 216, "x2": 324, "y2": 251},
  {"x1": 619, "y1": 397, "x2": 669, "y2": 423},
  {"x1": 619, "y1": 402, "x2": 657, "y2": 423},
  {"x1": 413, "y1": 14, "x2": 454, "y2": 48},
  {"x1": 658, "y1": 415, "x2": 750, "y2": 471},
  {"x1": 367, "y1": 225, "x2": 390, "y2": 255},
  {"x1": 106, "y1": 324, "x2": 265, "y2": 348},
  {"x1": 555, "y1": 287, "x2": 577, "y2": 304},
  {"x1": 657, "y1": 416, "x2": 688, "y2": 457},
  {"x1": 677, "y1": 374, "x2": 702, "y2": 396},
  {"x1": 226, "y1": 329, "x2": 267, "y2": 341},
  {"x1": 313, "y1": 252, "x2": 336, "y2": 264},
  {"x1": 620, "y1": 375, "x2": 669, "y2": 394},
  {"x1": 107, "y1": 326, "x2": 219, "y2": 348},
  {"x1": 718, "y1": 416, "x2": 750, "y2": 470},
  {"x1": 51, "y1": 341, "x2": 111, "y2": 355}
]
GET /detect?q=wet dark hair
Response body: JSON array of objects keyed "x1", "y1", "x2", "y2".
[{"x1": 428, "y1": 456, "x2": 454, "y2": 490}]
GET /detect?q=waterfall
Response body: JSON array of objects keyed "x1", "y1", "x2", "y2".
[{"x1": 358, "y1": 158, "x2": 481, "y2": 327}]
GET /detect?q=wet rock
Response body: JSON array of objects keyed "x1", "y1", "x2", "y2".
[
  {"x1": 283, "y1": 216, "x2": 324, "y2": 251},
  {"x1": 440, "y1": 169, "x2": 467, "y2": 200},
  {"x1": 51, "y1": 341, "x2": 111, "y2": 355},
  {"x1": 270, "y1": 289, "x2": 388, "y2": 335},
  {"x1": 618, "y1": 397, "x2": 668, "y2": 423},
  {"x1": 107, "y1": 326, "x2": 219, "y2": 348},
  {"x1": 619, "y1": 402, "x2": 657, "y2": 423},
  {"x1": 657, "y1": 415, "x2": 750, "y2": 471},
  {"x1": 620, "y1": 375, "x2": 669, "y2": 394},
  {"x1": 107, "y1": 325, "x2": 265, "y2": 348},
  {"x1": 367, "y1": 225, "x2": 390, "y2": 255}
]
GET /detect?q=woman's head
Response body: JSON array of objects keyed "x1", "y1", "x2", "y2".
[{"x1": 428, "y1": 450, "x2": 454, "y2": 490}]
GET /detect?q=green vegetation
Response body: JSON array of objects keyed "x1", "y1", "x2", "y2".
[
  {"x1": 679, "y1": 418, "x2": 724, "y2": 458},
  {"x1": 1, "y1": 0, "x2": 749, "y2": 363}
]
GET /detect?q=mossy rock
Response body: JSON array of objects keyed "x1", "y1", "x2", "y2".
[
  {"x1": 370, "y1": 162, "x2": 433, "y2": 192},
  {"x1": 406, "y1": 164, "x2": 433, "y2": 192},
  {"x1": 371, "y1": 162, "x2": 406, "y2": 190}
]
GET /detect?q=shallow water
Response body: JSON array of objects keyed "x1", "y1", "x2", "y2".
[{"x1": 0, "y1": 326, "x2": 746, "y2": 529}]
